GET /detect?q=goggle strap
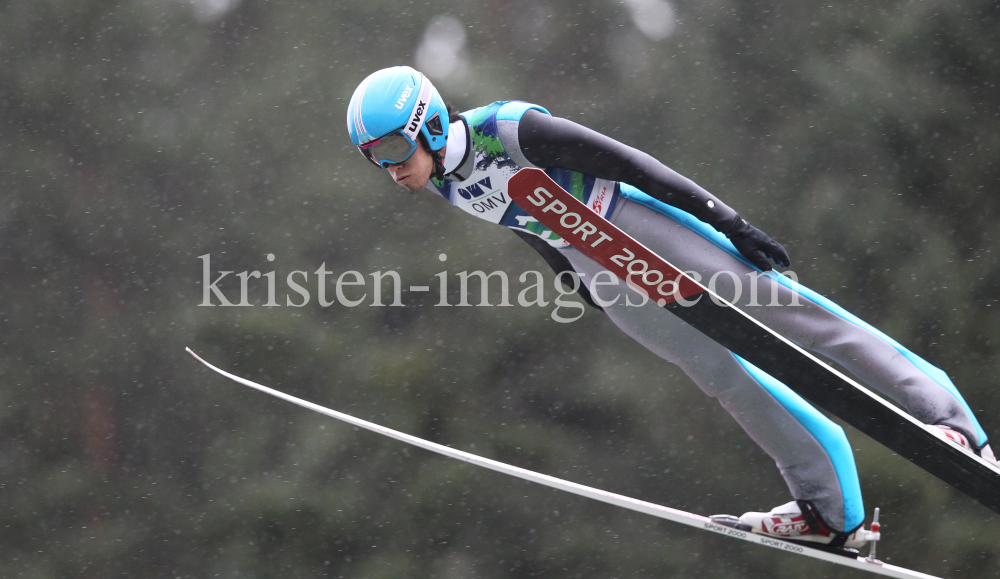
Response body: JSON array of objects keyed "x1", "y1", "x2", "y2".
[{"x1": 400, "y1": 75, "x2": 433, "y2": 142}]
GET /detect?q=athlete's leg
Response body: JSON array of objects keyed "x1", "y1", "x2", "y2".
[
  {"x1": 613, "y1": 190, "x2": 988, "y2": 449},
  {"x1": 561, "y1": 246, "x2": 864, "y2": 532}
]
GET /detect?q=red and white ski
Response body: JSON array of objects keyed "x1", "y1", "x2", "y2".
[
  {"x1": 507, "y1": 168, "x2": 1000, "y2": 515},
  {"x1": 187, "y1": 348, "x2": 944, "y2": 579}
]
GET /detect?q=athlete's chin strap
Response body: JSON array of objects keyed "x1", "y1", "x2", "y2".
[
  {"x1": 431, "y1": 150, "x2": 446, "y2": 181},
  {"x1": 419, "y1": 134, "x2": 448, "y2": 182}
]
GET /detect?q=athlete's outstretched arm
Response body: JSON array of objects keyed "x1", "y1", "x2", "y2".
[{"x1": 517, "y1": 110, "x2": 790, "y2": 271}]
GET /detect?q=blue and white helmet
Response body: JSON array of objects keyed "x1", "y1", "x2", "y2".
[{"x1": 347, "y1": 66, "x2": 449, "y2": 167}]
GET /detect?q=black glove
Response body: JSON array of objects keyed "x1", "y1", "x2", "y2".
[{"x1": 720, "y1": 214, "x2": 791, "y2": 272}]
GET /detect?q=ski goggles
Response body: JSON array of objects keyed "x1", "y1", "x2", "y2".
[{"x1": 358, "y1": 131, "x2": 419, "y2": 168}]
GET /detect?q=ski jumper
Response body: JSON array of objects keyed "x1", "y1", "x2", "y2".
[{"x1": 426, "y1": 101, "x2": 989, "y2": 533}]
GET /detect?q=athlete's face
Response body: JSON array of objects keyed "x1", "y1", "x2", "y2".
[{"x1": 385, "y1": 143, "x2": 437, "y2": 193}]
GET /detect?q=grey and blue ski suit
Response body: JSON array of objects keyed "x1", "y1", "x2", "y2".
[{"x1": 425, "y1": 100, "x2": 988, "y2": 532}]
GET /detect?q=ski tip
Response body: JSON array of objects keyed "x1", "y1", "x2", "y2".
[{"x1": 185, "y1": 347, "x2": 206, "y2": 365}]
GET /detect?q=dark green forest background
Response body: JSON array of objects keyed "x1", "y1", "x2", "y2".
[{"x1": 2, "y1": 0, "x2": 999, "y2": 577}]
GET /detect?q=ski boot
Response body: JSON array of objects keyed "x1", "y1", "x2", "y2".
[
  {"x1": 931, "y1": 424, "x2": 1000, "y2": 467},
  {"x1": 712, "y1": 500, "x2": 878, "y2": 556}
]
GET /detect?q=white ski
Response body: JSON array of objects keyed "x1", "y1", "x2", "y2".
[{"x1": 186, "y1": 348, "x2": 944, "y2": 579}]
